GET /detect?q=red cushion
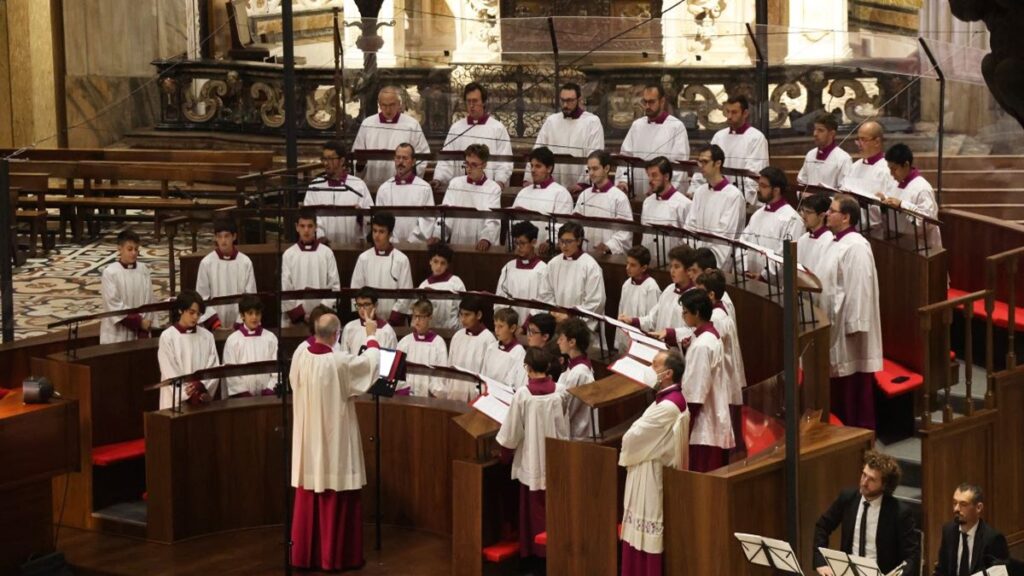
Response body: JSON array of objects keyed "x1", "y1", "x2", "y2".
[
  {"x1": 482, "y1": 540, "x2": 519, "y2": 563},
  {"x1": 829, "y1": 413, "x2": 844, "y2": 426},
  {"x1": 742, "y1": 406, "x2": 784, "y2": 456},
  {"x1": 534, "y1": 532, "x2": 547, "y2": 546},
  {"x1": 92, "y1": 438, "x2": 146, "y2": 466},
  {"x1": 948, "y1": 288, "x2": 1024, "y2": 332},
  {"x1": 0, "y1": 388, "x2": 8, "y2": 400},
  {"x1": 874, "y1": 358, "x2": 924, "y2": 398}
]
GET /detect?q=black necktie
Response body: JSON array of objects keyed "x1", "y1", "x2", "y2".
[
  {"x1": 858, "y1": 501, "x2": 870, "y2": 556},
  {"x1": 959, "y1": 531, "x2": 970, "y2": 576}
]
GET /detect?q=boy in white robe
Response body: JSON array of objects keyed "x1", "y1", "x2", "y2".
[
  {"x1": 555, "y1": 318, "x2": 596, "y2": 439},
  {"x1": 496, "y1": 347, "x2": 569, "y2": 559},
  {"x1": 375, "y1": 143, "x2": 435, "y2": 244},
  {"x1": 195, "y1": 218, "x2": 257, "y2": 330},
  {"x1": 705, "y1": 95, "x2": 769, "y2": 204},
  {"x1": 303, "y1": 141, "x2": 373, "y2": 246},
  {"x1": 696, "y1": 270, "x2": 747, "y2": 458},
  {"x1": 797, "y1": 113, "x2": 851, "y2": 190},
  {"x1": 290, "y1": 313, "x2": 380, "y2": 571},
  {"x1": 282, "y1": 208, "x2": 341, "y2": 327},
  {"x1": 157, "y1": 291, "x2": 220, "y2": 410},
  {"x1": 511, "y1": 146, "x2": 575, "y2": 255},
  {"x1": 427, "y1": 143, "x2": 500, "y2": 249},
  {"x1": 878, "y1": 143, "x2": 942, "y2": 249},
  {"x1": 622, "y1": 244, "x2": 697, "y2": 349},
  {"x1": 523, "y1": 82, "x2": 604, "y2": 189},
  {"x1": 796, "y1": 193, "x2": 835, "y2": 278},
  {"x1": 542, "y1": 222, "x2": 607, "y2": 335},
  {"x1": 615, "y1": 84, "x2": 690, "y2": 196},
  {"x1": 350, "y1": 212, "x2": 414, "y2": 326},
  {"x1": 431, "y1": 82, "x2": 513, "y2": 188},
  {"x1": 351, "y1": 86, "x2": 430, "y2": 189},
  {"x1": 616, "y1": 246, "x2": 661, "y2": 353},
  {"x1": 639, "y1": 156, "x2": 692, "y2": 260},
  {"x1": 100, "y1": 229, "x2": 155, "y2": 344},
  {"x1": 821, "y1": 195, "x2": 883, "y2": 430},
  {"x1": 685, "y1": 145, "x2": 746, "y2": 272},
  {"x1": 526, "y1": 313, "x2": 564, "y2": 383},
  {"x1": 574, "y1": 150, "x2": 633, "y2": 255},
  {"x1": 481, "y1": 308, "x2": 528, "y2": 391},
  {"x1": 840, "y1": 121, "x2": 895, "y2": 228},
  {"x1": 341, "y1": 287, "x2": 399, "y2": 356},
  {"x1": 222, "y1": 295, "x2": 278, "y2": 398},
  {"x1": 496, "y1": 221, "x2": 549, "y2": 330},
  {"x1": 678, "y1": 289, "x2": 733, "y2": 472},
  {"x1": 441, "y1": 295, "x2": 497, "y2": 401},
  {"x1": 688, "y1": 248, "x2": 736, "y2": 321},
  {"x1": 396, "y1": 299, "x2": 448, "y2": 396},
  {"x1": 741, "y1": 167, "x2": 804, "y2": 280},
  {"x1": 619, "y1": 349, "x2": 690, "y2": 576},
  {"x1": 415, "y1": 242, "x2": 466, "y2": 331}
]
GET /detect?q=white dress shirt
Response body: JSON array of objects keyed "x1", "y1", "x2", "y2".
[{"x1": 851, "y1": 495, "x2": 881, "y2": 559}]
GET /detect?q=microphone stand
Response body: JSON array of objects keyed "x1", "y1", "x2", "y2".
[{"x1": 367, "y1": 369, "x2": 399, "y2": 552}]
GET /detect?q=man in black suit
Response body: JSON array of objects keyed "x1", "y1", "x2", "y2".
[
  {"x1": 934, "y1": 483, "x2": 1009, "y2": 576},
  {"x1": 813, "y1": 450, "x2": 919, "y2": 575}
]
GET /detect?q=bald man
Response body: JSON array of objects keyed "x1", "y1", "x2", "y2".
[
  {"x1": 840, "y1": 121, "x2": 896, "y2": 228},
  {"x1": 352, "y1": 86, "x2": 431, "y2": 189}
]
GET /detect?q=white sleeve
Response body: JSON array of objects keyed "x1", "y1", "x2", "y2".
[
  {"x1": 668, "y1": 124, "x2": 691, "y2": 190},
  {"x1": 797, "y1": 158, "x2": 810, "y2": 185},
  {"x1": 432, "y1": 128, "x2": 459, "y2": 184},
  {"x1": 495, "y1": 390, "x2": 525, "y2": 449},
  {"x1": 352, "y1": 124, "x2": 368, "y2": 151},
  {"x1": 322, "y1": 250, "x2": 341, "y2": 308},
  {"x1": 615, "y1": 128, "x2": 634, "y2": 185},
  {"x1": 157, "y1": 334, "x2": 178, "y2": 380},
  {"x1": 582, "y1": 261, "x2": 607, "y2": 316},
  {"x1": 496, "y1": 264, "x2": 511, "y2": 299},
  {"x1": 195, "y1": 258, "x2": 212, "y2": 300},
  {"x1": 394, "y1": 257, "x2": 414, "y2": 316},
  {"x1": 101, "y1": 269, "x2": 129, "y2": 324},
  {"x1": 281, "y1": 253, "x2": 300, "y2": 315},
  {"x1": 350, "y1": 256, "x2": 366, "y2": 291},
  {"x1": 243, "y1": 259, "x2": 258, "y2": 294},
  {"x1": 345, "y1": 343, "x2": 380, "y2": 397},
  {"x1": 493, "y1": 126, "x2": 514, "y2": 186},
  {"x1": 480, "y1": 186, "x2": 501, "y2": 244},
  {"x1": 413, "y1": 125, "x2": 431, "y2": 178},
  {"x1": 618, "y1": 403, "x2": 678, "y2": 467},
  {"x1": 606, "y1": 194, "x2": 635, "y2": 254},
  {"x1": 200, "y1": 335, "x2": 221, "y2": 399},
  {"x1": 415, "y1": 186, "x2": 438, "y2": 243},
  {"x1": 841, "y1": 247, "x2": 878, "y2": 335},
  {"x1": 682, "y1": 343, "x2": 712, "y2": 404}
]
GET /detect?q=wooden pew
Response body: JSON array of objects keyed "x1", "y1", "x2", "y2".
[
  {"x1": 0, "y1": 148, "x2": 274, "y2": 172},
  {"x1": 0, "y1": 390, "x2": 80, "y2": 574},
  {"x1": 665, "y1": 422, "x2": 874, "y2": 574}
]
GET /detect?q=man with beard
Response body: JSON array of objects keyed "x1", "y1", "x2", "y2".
[
  {"x1": 933, "y1": 484, "x2": 1008, "y2": 576},
  {"x1": 615, "y1": 84, "x2": 690, "y2": 196},
  {"x1": 798, "y1": 113, "x2": 852, "y2": 190},
  {"x1": 813, "y1": 450, "x2": 918, "y2": 576},
  {"x1": 704, "y1": 95, "x2": 769, "y2": 205},
  {"x1": 740, "y1": 166, "x2": 803, "y2": 279},
  {"x1": 524, "y1": 82, "x2": 605, "y2": 190}
]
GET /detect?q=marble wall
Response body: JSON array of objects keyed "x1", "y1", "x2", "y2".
[
  {"x1": 62, "y1": 0, "x2": 186, "y2": 147},
  {"x1": 0, "y1": 4, "x2": 12, "y2": 147}
]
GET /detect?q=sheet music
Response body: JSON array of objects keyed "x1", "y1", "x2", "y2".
[
  {"x1": 629, "y1": 330, "x2": 668, "y2": 351},
  {"x1": 609, "y1": 355, "x2": 657, "y2": 387},
  {"x1": 479, "y1": 373, "x2": 516, "y2": 404},
  {"x1": 972, "y1": 567, "x2": 1008, "y2": 576},
  {"x1": 572, "y1": 306, "x2": 643, "y2": 335},
  {"x1": 473, "y1": 394, "x2": 510, "y2": 424},
  {"x1": 628, "y1": 340, "x2": 660, "y2": 363},
  {"x1": 884, "y1": 561, "x2": 907, "y2": 576},
  {"x1": 840, "y1": 177, "x2": 883, "y2": 200}
]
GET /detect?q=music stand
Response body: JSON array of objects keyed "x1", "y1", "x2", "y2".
[
  {"x1": 818, "y1": 547, "x2": 906, "y2": 576},
  {"x1": 368, "y1": 347, "x2": 406, "y2": 551},
  {"x1": 735, "y1": 532, "x2": 805, "y2": 574}
]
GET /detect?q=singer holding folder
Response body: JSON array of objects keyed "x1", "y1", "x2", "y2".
[
  {"x1": 933, "y1": 484, "x2": 1008, "y2": 576},
  {"x1": 812, "y1": 450, "x2": 919, "y2": 576}
]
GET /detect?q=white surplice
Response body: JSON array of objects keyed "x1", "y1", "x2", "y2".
[
  {"x1": 222, "y1": 326, "x2": 278, "y2": 397},
  {"x1": 350, "y1": 246, "x2": 414, "y2": 318},
  {"x1": 157, "y1": 325, "x2": 220, "y2": 409},
  {"x1": 433, "y1": 115, "x2": 513, "y2": 186},
  {"x1": 195, "y1": 248, "x2": 257, "y2": 329},
  {"x1": 615, "y1": 113, "x2": 690, "y2": 196},
  {"x1": 351, "y1": 112, "x2": 430, "y2": 189},
  {"x1": 281, "y1": 241, "x2": 341, "y2": 326},
  {"x1": 523, "y1": 110, "x2": 604, "y2": 188},
  {"x1": 303, "y1": 174, "x2": 373, "y2": 245},
  {"x1": 396, "y1": 330, "x2": 448, "y2": 396},
  {"x1": 100, "y1": 261, "x2": 155, "y2": 344}
]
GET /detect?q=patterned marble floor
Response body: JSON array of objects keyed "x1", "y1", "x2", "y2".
[{"x1": 6, "y1": 226, "x2": 211, "y2": 340}]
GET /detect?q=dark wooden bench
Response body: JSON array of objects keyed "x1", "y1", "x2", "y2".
[{"x1": 0, "y1": 148, "x2": 274, "y2": 172}]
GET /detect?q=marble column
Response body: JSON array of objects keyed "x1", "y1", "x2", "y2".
[{"x1": 3, "y1": 0, "x2": 58, "y2": 148}]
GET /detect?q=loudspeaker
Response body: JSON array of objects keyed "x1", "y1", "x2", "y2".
[{"x1": 23, "y1": 376, "x2": 54, "y2": 404}]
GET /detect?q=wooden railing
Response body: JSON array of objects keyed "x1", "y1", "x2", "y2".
[
  {"x1": 985, "y1": 245, "x2": 1022, "y2": 373},
  {"x1": 918, "y1": 289, "x2": 993, "y2": 429}
]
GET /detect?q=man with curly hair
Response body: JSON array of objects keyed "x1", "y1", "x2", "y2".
[{"x1": 812, "y1": 450, "x2": 919, "y2": 576}]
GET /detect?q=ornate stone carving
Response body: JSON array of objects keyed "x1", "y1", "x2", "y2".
[
  {"x1": 305, "y1": 87, "x2": 339, "y2": 130},
  {"x1": 250, "y1": 81, "x2": 285, "y2": 127},
  {"x1": 828, "y1": 78, "x2": 881, "y2": 123},
  {"x1": 184, "y1": 78, "x2": 231, "y2": 123}
]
